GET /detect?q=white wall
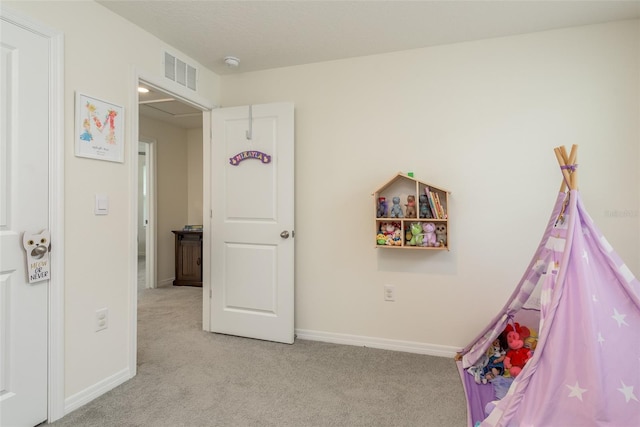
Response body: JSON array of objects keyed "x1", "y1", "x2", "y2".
[
  {"x1": 5, "y1": 0, "x2": 220, "y2": 402},
  {"x1": 187, "y1": 128, "x2": 204, "y2": 225},
  {"x1": 220, "y1": 20, "x2": 640, "y2": 349}
]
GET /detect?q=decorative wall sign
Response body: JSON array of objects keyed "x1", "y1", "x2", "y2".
[
  {"x1": 229, "y1": 150, "x2": 272, "y2": 166},
  {"x1": 75, "y1": 92, "x2": 124, "y2": 163},
  {"x1": 23, "y1": 230, "x2": 51, "y2": 283}
]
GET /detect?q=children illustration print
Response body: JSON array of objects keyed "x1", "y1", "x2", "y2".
[{"x1": 75, "y1": 93, "x2": 124, "y2": 162}]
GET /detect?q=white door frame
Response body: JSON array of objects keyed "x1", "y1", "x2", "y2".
[
  {"x1": 0, "y1": 6, "x2": 65, "y2": 422},
  {"x1": 138, "y1": 138, "x2": 156, "y2": 289},
  {"x1": 128, "y1": 68, "x2": 215, "y2": 375}
]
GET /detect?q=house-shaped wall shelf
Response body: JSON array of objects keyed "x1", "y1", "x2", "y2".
[{"x1": 373, "y1": 173, "x2": 450, "y2": 250}]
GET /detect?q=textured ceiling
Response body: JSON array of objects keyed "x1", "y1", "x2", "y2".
[
  {"x1": 109, "y1": 0, "x2": 639, "y2": 129},
  {"x1": 99, "y1": 0, "x2": 640, "y2": 75}
]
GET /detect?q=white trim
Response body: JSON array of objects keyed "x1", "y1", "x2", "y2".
[
  {"x1": 158, "y1": 277, "x2": 175, "y2": 287},
  {"x1": 202, "y1": 112, "x2": 211, "y2": 331},
  {"x1": 128, "y1": 71, "x2": 140, "y2": 378},
  {"x1": 63, "y1": 368, "x2": 131, "y2": 416},
  {"x1": 0, "y1": 5, "x2": 66, "y2": 422},
  {"x1": 138, "y1": 138, "x2": 157, "y2": 289},
  {"x1": 47, "y1": 23, "x2": 65, "y2": 425},
  {"x1": 128, "y1": 67, "x2": 215, "y2": 381},
  {"x1": 295, "y1": 329, "x2": 459, "y2": 358}
]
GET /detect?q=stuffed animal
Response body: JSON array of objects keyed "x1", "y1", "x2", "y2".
[
  {"x1": 393, "y1": 229, "x2": 402, "y2": 245},
  {"x1": 405, "y1": 195, "x2": 417, "y2": 218},
  {"x1": 408, "y1": 222, "x2": 423, "y2": 246},
  {"x1": 384, "y1": 222, "x2": 395, "y2": 237},
  {"x1": 376, "y1": 233, "x2": 386, "y2": 245},
  {"x1": 389, "y1": 196, "x2": 403, "y2": 218},
  {"x1": 405, "y1": 228, "x2": 413, "y2": 242},
  {"x1": 419, "y1": 194, "x2": 433, "y2": 218},
  {"x1": 483, "y1": 339, "x2": 506, "y2": 382},
  {"x1": 422, "y1": 222, "x2": 437, "y2": 247},
  {"x1": 467, "y1": 354, "x2": 489, "y2": 384},
  {"x1": 379, "y1": 222, "x2": 388, "y2": 234},
  {"x1": 524, "y1": 329, "x2": 538, "y2": 353},
  {"x1": 435, "y1": 224, "x2": 447, "y2": 247},
  {"x1": 503, "y1": 323, "x2": 532, "y2": 377},
  {"x1": 377, "y1": 197, "x2": 388, "y2": 218}
]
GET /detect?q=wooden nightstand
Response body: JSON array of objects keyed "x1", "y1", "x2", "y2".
[{"x1": 172, "y1": 230, "x2": 203, "y2": 287}]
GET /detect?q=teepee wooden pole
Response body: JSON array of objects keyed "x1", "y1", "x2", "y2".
[
  {"x1": 555, "y1": 147, "x2": 572, "y2": 191},
  {"x1": 555, "y1": 145, "x2": 578, "y2": 191},
  {"x1": 558, "y1": 146, "x2": 568, "y2": 193},
  {"x1": 567, "y1": 144, "x2": 578, "y2": 190}
]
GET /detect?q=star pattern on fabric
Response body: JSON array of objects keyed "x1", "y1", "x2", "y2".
[
  {"x1": 592, "y1": 294, "x2": 599, "y2": 302},
  {"x1": 612, "y1": 308, "x2": 629, "y2": 327},
  {"x1": 597, "y1": 332, "x2": 605, "y2": 345},
  {"x1": 618, "y1": 381, "x2": 639, "y2": 403},
  {"x1": 582, "y1": 249, "x2": 589, "y2": 263},
  {"x1": 567, "y1": 382, "x2": 587, "y2": 401}
]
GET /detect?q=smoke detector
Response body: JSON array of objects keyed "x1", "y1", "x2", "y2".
[{"x1": 224, "y1": 56, "x2": 240, "y2": 68}]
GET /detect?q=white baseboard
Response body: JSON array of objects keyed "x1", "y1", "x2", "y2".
[
  {"x1": 158, "y1": 277, "x2": 174, "y2": 287},
  {"x1": 64, "y1": 367, "x2": 132, "y2": 415},
  {"x1": 295, "y1": 329, "x2": 458, "y2": 358}
]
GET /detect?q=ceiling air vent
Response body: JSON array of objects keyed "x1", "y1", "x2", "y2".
[{"x1": 164, "y1": 51, "x2": 197, "y2": 91}]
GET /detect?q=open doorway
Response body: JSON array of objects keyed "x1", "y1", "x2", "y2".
[
  {"x1": 136, "y1": 82, "x2": 205, "y2": 291},
  {"x1": 130, "y1": 73, "x2": 215, "y2": 376}
]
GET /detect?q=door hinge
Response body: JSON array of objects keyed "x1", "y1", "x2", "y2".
[
  {"x1": 209, "y1": 288, "x2": 212, "y2": 299},
  {"x1": 210, "y1": 209, "x2": 213, "y2": 218}
]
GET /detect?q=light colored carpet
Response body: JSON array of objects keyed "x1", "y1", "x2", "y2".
[
  {"x1": 49, "y1": 286, "x2": 467, "y2": 426},
  {"x1": 137, "y1": 255, "x2": 146, "y2": 291}
]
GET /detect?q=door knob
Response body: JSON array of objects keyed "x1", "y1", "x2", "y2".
[
  {"x1": 31, "y1": 245, "x2": 48, "y2": 258},
  {"x1": 280, "y1": 231, "x2": 290, "y2": 239}
]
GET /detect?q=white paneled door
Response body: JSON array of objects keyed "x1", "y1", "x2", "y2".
[
  {"x1": 0, "y1": 16, "x2": 50, "y2": 427},
  {"x1": 210, "y1": 103, "x2": 295, "y2": 344}
]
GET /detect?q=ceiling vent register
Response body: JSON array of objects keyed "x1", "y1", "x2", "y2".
[{"x1": 164, "y1": 51, "x2": 197, "y2": 91}]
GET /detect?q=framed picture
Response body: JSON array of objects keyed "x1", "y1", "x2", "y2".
[{"x1": 75, "y1": 92, "x2": 124, "y2": 162}]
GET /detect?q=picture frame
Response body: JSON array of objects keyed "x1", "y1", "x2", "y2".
[{"x1": 75, "y1": 92, "x2": 124, "y2": 163}]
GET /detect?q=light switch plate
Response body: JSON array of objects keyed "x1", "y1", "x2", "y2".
[{"x1": 95, "y1": 194, "x2": 109, "y2": 215}]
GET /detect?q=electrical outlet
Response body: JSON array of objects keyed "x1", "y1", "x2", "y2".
[
  {"x1": 95, "y1": 308, "x2": 108, "y2": 332},
  {"x1": 384, "y1": 285, "x2": 396, "y2": 302}
]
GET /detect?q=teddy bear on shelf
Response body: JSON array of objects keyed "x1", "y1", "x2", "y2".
[
  {"x1": 377, "y1": 197, "x2": 388, "y2": 218},
  {"x1": 389, "y1": 196, "x2": 403, "y2": 218},
  {"x1": 419, "y1": 194, "x2": 433, "y2": 219},
  {"x1": 503, "y1": 323, "x2": 532, "y2": 378},
  {"x1": 405, "y1": 195, "x2": 417, "y2": 218},
  {"x1": 435, "y1": 224, "x2": 447, "y2": 247},
  {"x1": 422, "y1": 222, "x2": 437, "y2": 247}
]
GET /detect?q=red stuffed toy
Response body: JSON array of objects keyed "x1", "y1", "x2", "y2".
[{"x1": 503, "y1": 323, "x2": 532, "y2": 377}]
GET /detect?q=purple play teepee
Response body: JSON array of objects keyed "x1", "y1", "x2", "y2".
[{"x1": 456, "y1": 146, "x2": 640, "y2": 426}]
